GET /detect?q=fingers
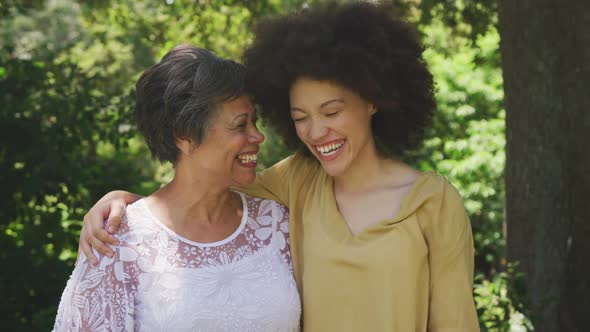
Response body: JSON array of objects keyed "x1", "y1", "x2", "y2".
[
  {"x1": 87, "y1": 227, "x2": 114, "y2": 258},
  {"x1": 106, "y1": 199, "x2": 126, "y2": 234},
  {"x1": 84, "y1": 201, "x2": 119, "y2": 246},
  {"x1": 79, "y1": 228, "x2": 98, "y2": 266},
  {"x1": 94, "y1": 226, "x2": 119, "y2": 246},
  {"x1": 81, "y1": 200, "x2": 119, "y2": 259}
]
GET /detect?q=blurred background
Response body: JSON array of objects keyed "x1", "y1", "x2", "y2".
[{"x1": 1, "y1": 0, "x2": 587, "y2": 331}]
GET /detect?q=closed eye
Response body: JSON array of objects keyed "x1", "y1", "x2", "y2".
[
  {"x1": 325, "y1": 111, "x2": 339, "y2": 117},
  {"x1": 238, "y1": 115, "x2": 258, "y2": 127},
  {"x1": 293, "y1": 117, "x2": 307, "y2": 122}
]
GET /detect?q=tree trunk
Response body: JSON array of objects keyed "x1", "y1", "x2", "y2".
[{"x1": 498, "y1": 1, "x2": 590, "y2": 331}]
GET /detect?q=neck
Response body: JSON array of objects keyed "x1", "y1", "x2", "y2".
[
  {"x1": 334, "y1": 137, "x2": 416, "y2": 193},
  {"x1": 148, "y1": 163, "x2": 239, "y2": 227},
  {"x1": 333, "y1": 139, "x2": 387, "y2": 192}
]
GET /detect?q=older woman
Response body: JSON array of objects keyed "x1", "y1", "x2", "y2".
[
  {"x1": 53, "y1": 45, "x2": 300, "y2": 331},
  {"x1": 79, "y1": 3, "x2": 479, "y2": 331}
]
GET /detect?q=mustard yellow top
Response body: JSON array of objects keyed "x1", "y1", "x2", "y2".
[{"x1": 240, "y1": 153, "x2": 479, "y2": 332}]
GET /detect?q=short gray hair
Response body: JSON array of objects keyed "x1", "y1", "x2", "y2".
[{"x1": 135, "y1": 45, "x2": 246, "y2": 163}]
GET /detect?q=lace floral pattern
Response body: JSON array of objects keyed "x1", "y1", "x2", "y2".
[{"x1": 53, "y1": 193, "x2": 300, "y2": 332}]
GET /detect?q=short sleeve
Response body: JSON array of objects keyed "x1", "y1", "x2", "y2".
[
  {"x1": 53, "y1": 245, "x2": 137, "y2": 331},
  {"x1": 418, "y1": 179, "x2": 480, "y2": 332}
]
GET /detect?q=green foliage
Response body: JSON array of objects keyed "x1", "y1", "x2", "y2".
[
  {"x1": 411, "y1": 15, "x2": 532, "y2": 330},
  {"x1": 0, "y1": 0, "x2": 307, "y2": 329},
  {"x1": 421, "y1": 19, "x2": 509, "y2": 330},
  {"x1": 416, "y1": 18, "x2": 506, "y2": 275},
  {"x1": 1, "y1": 0, "x2": 528, "y2": 330},
  {"x1": 0, "y1": 2, "x2": 156, "y2": 329},
  {"x1": 416, "y1": 0, "x2": 498, "y2": 40},
  {"x1": 474, "y1": 263, "x2": 533, "y2": 331}
]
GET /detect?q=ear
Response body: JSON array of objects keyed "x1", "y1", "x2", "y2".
[
  {"x1": 369, "y1": 104, "x2": 377, "y2": 115},
  {"x1": 175, "y1": 137, "x2": 196, "y2": 155}
]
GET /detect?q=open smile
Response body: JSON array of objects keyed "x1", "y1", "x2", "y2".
[
  {"x1": 313, "y1": 139, "x2": 346, "y2": 161},
  {"x1": 236, "y1": 151, "x2": 258, "y2": 168}
]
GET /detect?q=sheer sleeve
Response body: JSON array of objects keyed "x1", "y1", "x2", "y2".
[
  {"x1": 273, "y1": 201, "x2": 293, "y2": 272},
  {"x1": 53, "y1": 244, "x2": 138, "y2": 331}
]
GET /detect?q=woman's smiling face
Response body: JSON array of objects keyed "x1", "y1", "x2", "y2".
[
  {"x1": 289, "y1": 77, "x2": 376, "y2": 177},
  {"x1": 178, "y1": 95, "x2": 265, "y2": 186}
]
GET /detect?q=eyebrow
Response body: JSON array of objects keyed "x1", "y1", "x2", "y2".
[
  {"x1": 290, "y1": 98, "x2": 345, "y2": 112},
  {"x1": 231, "y1": 113, "x2": 248, "y2": 123},
  {"x1": 320, "y1": 98, "x2": 345, "y2": 108}
]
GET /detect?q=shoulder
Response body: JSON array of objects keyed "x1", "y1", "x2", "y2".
[
  {"x1": 409, "y1": 173, "x2": 471, "y2": 245},
  {"x1": 406, "y1": 172, "x2": 465, "y2": 212},
  {"x1": 405, "y1": 172, "x2": 467, "y2": 225},
  {"x1": 239, "y1": 193, "x2": 292, "y2": 257},
  {"x1": 237, "y1": 153, "x2": 321, "y2": 204},
  {"x1": 240, "y1": 192, "x2": 290, "y2": 237},
  {"x1": 109, "y1": 199, "x2": 159, "y2": 245},
  {"x1": 240, "y1": 192, "x2": 289, "y2": 218},
  {"x1": 289, "y1": 151, "x2": 322, "y2": 176},
  {"x1": 260, "y1": 152, "x2": 321, "y2": 182}
]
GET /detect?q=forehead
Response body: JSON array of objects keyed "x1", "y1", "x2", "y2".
[
  {"x1": 217, "y1": 95, "x2": 255, "y2": 117},
  {"x1": 289, "y1": 78, "x2": 352, "y2": 105}
]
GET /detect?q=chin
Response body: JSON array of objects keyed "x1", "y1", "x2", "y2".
[
  {"x1": 322, "y1": 167, "x2": 345, "y2": 177},
  {"x1": 233, "y1": 173, "x2": 257, "y2": 186},
  {"x1": 308, "y1": 142, "x2": 351, "y2": 178},
  {"x1": 318, "y1": 159, "x2": 349, "y2": 177}
]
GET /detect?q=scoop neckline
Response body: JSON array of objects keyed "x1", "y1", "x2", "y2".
[
  {"x1": 138, "y1": 191, "x2": 249, "y2": 248},
  {"x1": 324, "y1": 171, "x2": 436, "y2": 242}
]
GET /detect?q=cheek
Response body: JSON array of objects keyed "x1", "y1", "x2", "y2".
[
  {"x1": 343, "y1": 114, "x2": 371, "y2": 136},
  {"x1": 207, "y1": 136, "x2": 244, "y2": 165},
  {"x1": 228, "y1": 135, "x2": 250, "y2": 154},
  {"x1": 294, "y1": 122, "x2": 307, "y2": 140}
]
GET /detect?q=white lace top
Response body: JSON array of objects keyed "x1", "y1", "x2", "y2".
[{"x1": 53, "y1": 192, "x2": 301, "y2": 332}]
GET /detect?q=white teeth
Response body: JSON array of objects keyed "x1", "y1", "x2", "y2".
[
  {"x1": 316, "y1": 141, "x2": 344, "y2": 155},
  {"x1": 237, "y1": 153, "x2": 257, "y2": 163}
]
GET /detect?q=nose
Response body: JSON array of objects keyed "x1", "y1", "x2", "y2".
[
  {"x1": 309, "y1": 118, "x2": 328, "y2": 142},
  {"x1": 249, "y1": 124, "x2": 265, "y2": 144}
]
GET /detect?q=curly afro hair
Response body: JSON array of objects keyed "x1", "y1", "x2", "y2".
[{"x1": 243, "y1": 1, "x2": 435, "y2": 157}]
